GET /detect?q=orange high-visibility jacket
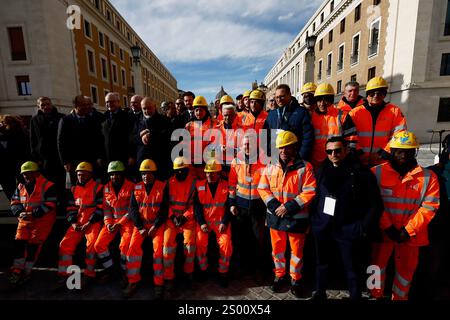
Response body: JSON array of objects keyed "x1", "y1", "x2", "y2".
[
  {"x1": 131, "y1": 180, "x2": 166, "y2": 227},
  {"x1": 168, "y1": 174, "x2": 196, "y2": 220},
  {"x1": 229, "y1": 154, "x2": 265, "y2": 206},
  {"x1": 103, "y1": 179, "x2": 134, "y2": 226},
  {"x1": 216, "y1": 120, "x2": 244, "y2": 165},
  {"x1": 67, "y1": 179, "x2": 104, "y2": 225},
  {"x1": 311, "y1": 106, "x2": 355, "y2": 167},
  {"x1": 349, "y1": 103, "x2": 407, "y2": 166},
  {"x1": 258, "y1": 158, "x2": 316, "y2": 233},
  {"x1": 11, "y1": 175, "x2": 57, "y2": 217},
  {"x1": 185, "y1": 118, "x2": 217, "y2": 161},
  {"x1": 372, "y1": 163, "x2": 440, "y2": 246},
  {"x1": 337, "y1": 97, "x2": 365, "y2": 112},
  {"x1": 241, "y1": 110, "x2": 268, "y2": 132},
  {"x1": 195, "y1": 179, "x2": 230, "y2": 224}
]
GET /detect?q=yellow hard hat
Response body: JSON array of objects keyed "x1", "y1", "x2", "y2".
[
  {"x1": 193, "y1": 96, "x2": 208, "y2": 108},
  {"x1": 249, "y1": 89, "x2": 265, "y2": 101},
  {"x1": 204, "y1": 159, "x2": 222, "y2": 173},
  {"x1": 314, "y1": 83, "x2": 335, "y2": 97},
  {"x1": 107, "y1": 161, "x2": 125, "y2": 173},
  {"x1": 276, "y1": 130, "x2": 298, "y2": 148},
  {"x1": 366, "y1": 76, "x2": 388, "y2": 91},
  {"x1": 301, "y1": 82, "x2": 317, "y2": 94},
  {"x1": 20, "y1": 161, "x2": 39, "y2": 174},
  {"x1": 389, "y1": 131, "x2": 420, "y2": 149},
  {"x1": 243, "y1": 90, "x2": 252, "y2": 98},
  {"x1": 220, "y1": 95, "x2": 234, "y2": 106},
  {"x1": 139, "y1": 159, "x2": 157, "y2": 172},
  {"x1": 76, "y1": 162, "x2": 93, "y2": 172},
  {"x1": 173, "y1": 157, "x2": 189, "y2": 170}
]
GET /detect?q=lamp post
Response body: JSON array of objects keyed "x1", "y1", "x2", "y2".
[
  {"x1": 130, "y1": 45, "x2": 144, "y2": 96},
  {"x1": 304, "y1": 35, "x2": 317, "y2": 84}
]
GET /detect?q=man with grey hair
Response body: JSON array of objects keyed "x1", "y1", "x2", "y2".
[
  {"x1": 134, "y1": 97, "x2": 171, "y2": 179},
  {"x1": 102, "y1": 92, "x2": 135, "y2": 170},
  {"x1": 337, "y1": 81, "x2": 365, "y2": 112},
  {"x1": 129, "y1": 95, "x2": 143, "y2": 123}
]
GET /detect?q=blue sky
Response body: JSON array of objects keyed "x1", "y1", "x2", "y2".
[{"x1": 110, "y1": 0, "x2": 323, "y2": 103}]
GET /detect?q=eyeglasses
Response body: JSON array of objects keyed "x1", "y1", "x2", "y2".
[
  {"x1": 325, "y1": 148, "x2": 342, "y2": 155},
  {"x1": 367, "y1": 91, "x2": 385, "y2": 97}
]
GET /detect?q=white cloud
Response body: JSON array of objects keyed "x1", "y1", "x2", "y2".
[
  {"x1": 278, "y1": 12, "x2": 295, "y2": 21},
  {"x1": 110, "y1": 0, "x2": 322, "y2": 63}
]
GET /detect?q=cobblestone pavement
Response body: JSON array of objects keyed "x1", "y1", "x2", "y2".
[{"x1": 0, "y1": 268, "x2": 354, "y2": 300}]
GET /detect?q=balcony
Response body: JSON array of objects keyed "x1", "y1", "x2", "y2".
[{"x1": 368, "y1": 42, "x2": 379, "y2": 57}]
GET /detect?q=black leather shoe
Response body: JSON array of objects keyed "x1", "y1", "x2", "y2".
[
  {"x1": 271, "y1": 276, "x2": 284, "y2": 293},
  {"x1": 290, "y1": 280, "x2": 307, "y2": 298}
]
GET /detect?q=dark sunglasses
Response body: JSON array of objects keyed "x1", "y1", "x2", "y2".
[
  {"x1": 326, "y1": 148, "x2": 342, "y2": 155},
  {"x1": 367, "y1": 91, "x2": 385, "y2": 97}
]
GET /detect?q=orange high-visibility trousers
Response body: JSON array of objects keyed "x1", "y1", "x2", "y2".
[
  {"x1": 163, "y1": 220, "x2": 196, "y2": 280},
  {"x1": 270, "y1": 229, "x2": 306, "y2": 281},
  {"x1": 370, "y1": 242, "x2": 419, "y2": 300},
  {"x1": 196, "y1": 221, "x2": 232, "y2": 274},
  {"x1": 94, "y1": 221, "x2": 134, "y2": 271},
  {"x1": 15, "y1": 213, "x2": 56, "y2": 244},
  {"x1": 126, "y1": 226, "x2": 164, "y2": 285},
  {"x1": 58, "y1": 222, "x2": 102, "y2": 277}
]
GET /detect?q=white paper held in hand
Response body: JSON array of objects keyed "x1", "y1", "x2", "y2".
[{"x1": 323, "y1": 196, "x2": 336, "y2": 216}]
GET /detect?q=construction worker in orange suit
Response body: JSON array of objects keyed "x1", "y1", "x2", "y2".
[
  {"x1": 194, "y1": 159, "x2": 233, "y2": 287},
  {"x1": 299, "y1": 82, "x2": 317, "y2": 115},
  {"x1": 310, "y1": 83, "x2": 356, "y2": 168},
  {"x1": 337, "y1": 81, "x2": 365, "y2": 112},
  {"x1": 241, "y1": 89, "x2": 268, "y2": 133},
  {"x1": 370, "y1": 131, "x2": 440, "y2": 300},
  {"x1": 94, "y1": 161, "x2": 134, "y2": 284},
  {"x1": 185, "y1": 96, "x2": 217, "y2": 180},
  {"x1": 8, "y1": 161, "x2": 57, "y2": 287},
  {"x1": 238, "y1": 90, "x2": 252, "y2": 123},
  {"x1": 124, "y1": 159, "x2": 168, "y2": 299},
  {"x1": 258, "y1": 130, "x2": 316, "y2": 298},
  {"x1": 229, "y1": 132, "x2": 268, "y2": 279},
  {"x1": 163, "y1": 157, "x2": 197, "y2": 293},
  {"x1": 216, "y1": 95, "x2": 237, "y2": 123},
  {"x1": 216, "y1": 99, "x2": 243, "y2": 176},
  {"x1": 342, "y1": 76, "x2": 407, "y2": 167},
  {"x1": 58, "y1": 162, "x2": 103, "y2": 287}
]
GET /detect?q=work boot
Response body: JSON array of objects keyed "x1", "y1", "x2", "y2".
[
  {"x1": 97, "y1": 267, "x2": 115, "y2": 284},
  {"x1": 51, "y1": 275, "x2": 68, "y2": 292},
  {"x1": 164, "y1": 280, "x2": 175, "y2": 299},
  {"x1": 218, "y1": 273, "x2": 229, "y2": 288},
  {"x1": 7, "y1": 268, "x2": 24, "y2": 285},
  {"x1": 271, "y1": 276, "x2": 284, "y2": 293},
  {"x1": 80, "y1": 275, "x2": 95, "y2": 292},
  {"x1": 123, "y1": 282, "x2": 139, "y2": 299},
  {"x1": 290, "y1": 280, "x2": 307, "y2": 299},
  {"x1": 311, "y1": 290, "x2": 327, "y2": 301},
  {"x1": 154, "y1": 285, "x2": 164, "y2": 300},
  {"x1": 120, "y1": 274, "x2": 128, "y2": 289},
  {"x1": 196, "y1": 270, "x2": 208, "y2": 282},
  {"x1": 184, "y1": 273, "x2": 194, "y2": 290}
]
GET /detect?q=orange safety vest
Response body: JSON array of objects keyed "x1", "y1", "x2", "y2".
[
  {"x1": 216, "y1": 120, "x2": 245, "y2": 165},
  {"x1": 241, "y1": 110, "x2": 268, "y2": 133},
  {"x1": 185, "y1": 118, "x2": 217, "y2": 162},
  {"x1": 11, "y1": 175, "x2": 57, "y2": 215},
  {"x1": 337, "y1": 97, "x2": 365, "y2": 112},
  {"x1": 229, "y1": 154, "x2": 264, "y2": 202},
  {"x1": 372, "y1": 163, "x2": 440, "y2": 246},
  {"x1": 103, "y1": 179, "x2": 134, "y2": 226},
  {"x1": 133, "y1": 180, "x2": 166, "y2": 225},
  {"x1": 349, "y1": 103, "x2": 407, "y2": 166},
  {"x1": 196, "y1": 179, "x2": 229, "y2": 222},
  {"x1": 168, "y1": 174, "x2": 196, "y2": 220},
  {"x1": 258, "y1": 159, "x2": 316, "y2": 221},
  {"x1": 311, "y1": 106, "x2": 349, "y2": 167},
  {"x1": 69, "y1": 179, "x2": 103, "y2": 225}
]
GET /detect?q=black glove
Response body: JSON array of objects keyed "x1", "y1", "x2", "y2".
[
  {"x1": 177, "y1": 215, "x2": 188, "y2": 227},
  {"x1": 398, "y1": 227, "x2": 410, "y2": 243},
  {"x1": 384, "y1": 225, "x2": 400, "y2": 242},
  {"x1": 32, "y1": 206, "x2": 46, "y2": 218}
]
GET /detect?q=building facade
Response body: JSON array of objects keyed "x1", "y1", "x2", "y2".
[
  {"x1": 264, "y1": 0, "x2": 450, "y2": 141},
  {"x1": 0, "y1": 0, "x2": 178, "y2": 116}
]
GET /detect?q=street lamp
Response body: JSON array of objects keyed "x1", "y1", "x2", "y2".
[
  {"x1": 130, "y1": 45, "x2": 141, "y2": 65},
  {"x1": 304, "y1": 35, "x2": 317, "y2": 83},
  {"x1": 306, "y1": 35, "x2": 317, "y2": 52}
]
